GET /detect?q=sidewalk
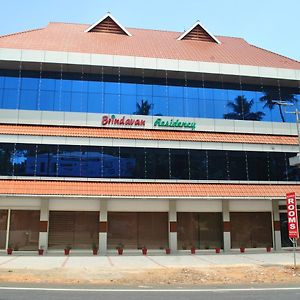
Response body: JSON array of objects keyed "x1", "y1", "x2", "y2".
[
  {"x1": 0, "y1": 250, "x2": 299, "y2": 270},
  {"x1": 1, "y1": 250, "x2": 300, "y2": 286}
]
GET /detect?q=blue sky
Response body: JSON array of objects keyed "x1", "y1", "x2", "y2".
[{"x1": 0, "y1": 0, "x2": 299, "y2": 61}]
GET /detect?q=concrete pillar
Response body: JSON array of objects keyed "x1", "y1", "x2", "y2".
[
  {"x1": 5, "y1": 209, "x2": 11, "y2": 250},
  {"x1": 272, "y1": 199, "x2": 282, "y2": 251},
  {"x1": 222, "y1": 199, "x2": 231, "y2": 252},
  {"x1": 39, "y1": 198, "x2": 49, "y2": 250},
  {"x1": 99, "y1": 199, "x2": 107, "y2": 255},
  {"x1": 168, "y1": 200, "x2": 177, "y2": 252}
]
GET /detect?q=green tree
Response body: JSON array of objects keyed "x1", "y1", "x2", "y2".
[{"x1": 224, "y1": 96, "x2": 265, "y2": 121}]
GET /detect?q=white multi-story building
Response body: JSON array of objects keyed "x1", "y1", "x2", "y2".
[{"x1": 0, "y1": 13, "x2": 300, "y2": 253}]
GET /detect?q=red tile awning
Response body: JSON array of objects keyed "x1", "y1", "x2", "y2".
[
  {"x1": 0, "y1": 179, "x2": 299, "y2": 198},
  {"x1": 0, "y1": 124, "x2": 297, "y2": 145}
]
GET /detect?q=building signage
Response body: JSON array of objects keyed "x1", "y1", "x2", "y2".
[
  {"x1": 102, "y1": 115, "x2": 146, "y2": 127},
  {"x1": 286, "y1": 192, "x2": 299, "y2": 239},
  {"x1": 154, "y1": 118, "x2": 196, "y2": 130}
]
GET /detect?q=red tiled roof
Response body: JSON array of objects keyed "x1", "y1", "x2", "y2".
[
  {"x1": 0, "y1": 124, "x2": 297, "y2": 145},
  {"x1": 0, "y1": 179, "x2": 298, "y2": 198},
  {"x1": 0, "y1": 22, "x2": 299, "y2": 69}
]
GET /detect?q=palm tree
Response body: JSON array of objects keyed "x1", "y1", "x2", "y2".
[
  {"x1": 134, "y1": 100, "x2": 153, "y2": 115},
  {"x1": 224, "y1": 95, "x2": 265, "y2": 121},
  {"x1": 259, "y1": 89, "x2": 297, "y2": 122}
]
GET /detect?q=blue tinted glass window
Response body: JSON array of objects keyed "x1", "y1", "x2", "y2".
[
  {"x1": 70, "y1": 93, "x2": 88, "y2": 112},
  {"x1": 186, "y1": 87, "x2": 198, "y2": 99},
  {"x1": 121, "y1": 95, "x2": 137, "y2": 115},
  {"x1": 52, "y1": 91, "x2": 61, "y2": 111},
  {"x1": 137, "y1": 84, "x2": 152, "y2": 96},
  {"x1": 21, "y1": 77, "x2": 39, "y2": 90},
  {"x1": 169, "y1": 97, "x2": 183, "y2": 117},
  {"x1": 185, "y1": 98, "x2": 199, "y2": 118},
  {"x1": 61, "y1": 79, "x2": 72, "y2": 91},
  {"x1": 40, "y1": 91, "x2": 55, "y2": 111},
  {"x1": 88, "y1": 81, "x2": 103, "y2": 93},
  {"x1": 198, "y1": 99, "x2": 206, "y2": 118},
  {"x1": 103, "y1": 147, "x2": 119, "y2": 178},
  {"x1": 214, "y1": 100, "x2": 226, "y2": 119},
  {"x1": 247, "y1": 152, "x2": 268, "y2": 180},
  {"x1": 1, "y1": 142, "x2": 300, "y2": 181},
  {"x1": 72, "y1": 79, "x2": 88, "y2": 93},
  {"x1": 0, "y1": 143, "x2": 14, "y2": 175},
  {"x1": 19, "y1": 90, "x2": 37, "y2": 110},
  {"x1": 214, "y1": 88, "x2": 227, "y2": 101},
  {"x1": 134, "y1": 98, "x2": 153, "y2": 116},
  {"x1": 190, "y1": 150, "x2": 207, "y2": 180},
  {"x1": 171, "y1": 149, "x2": 189, "y2": 179},
  {"x1": 227, "y1": 89, "x2": 241, "y2": 102},
  {"x1": 203, "y1": 88, "x2": 214, "y2": 100},
  {"x1": 4, "y1": 77, "x2": 19, "y2": 89},
  {"x1": 105, "y1": 82, "x2": 119, "y2": 94},
  {"x1": 41, "y1": 78, "x2": 56, "y2": 91},
  {"x1": 121, "y1": 83, "x2": 136, "y2": 95},
  {"x1": 168, "y1": 86, "x2": 183, "y2": 98},
  {"x1": 78, "y1": 147, "x2": 101, "y2": 178},
  {"x1": 0, "y1": 76, "x2": 4, "y2": 89},
  {"x1": 262, "y1": 105, "x2": 273, "y2": 122},
  {"x1": 57, "y1": 145, "x2": 81, "y2": 177},
  {"x1": 2, "y1": 89, "x2": 19, "y2": 109},
  {"x1": 12, "y1": 144, "x2": 36, "y2": 176},
  {"x1": 1, "y1": 69, "x2": 299, "y2": 124},
  {"x1": 61, "y1": 92, "x2": 72, "y2": 112},
  {"x1": 295, "y1": 94, "x2": 300, "y2": 110},
  {"x1": 87, "y1": 93, "x2": 102, "y2": 113},
  {"x1": 229, "y1": 151, "x2": 247, "y2": 180},
  {"x1": 36, "y1": 144, "x2": 58, "y2": 176},
  {"x1": 205, "y1": 99, "x2": 215, "y2": 118},
  {"x1": 146, "y1": 148, "x2": 169, "y2": 179},
  {"x1": 208, "y1": 150, "x2": 227, "y2": 180},
  {"x1": 153, "y1": 97, "x2": 168, "y2": 116},
  {"x1": 269, "y1": 152, "x2": 287, "y2": 181},
  {"x1": 153, "y1": 84, "x2": 167, "y2": 97},
  {"x1": 104, "y1": 94, "x2": 120, "y2": 114}
]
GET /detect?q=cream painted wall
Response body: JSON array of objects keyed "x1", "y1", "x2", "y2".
[
  {"x1": 107, "y1": 199, "x2": 169, "y2": 211},
  {"x1": 49, "y1": 198, "x2": 100, "y2": 211},
  {"x1": 176, "y1": 199, "x2": 222, "y2": 212},
  {"x1": 229, "y1": 199, "x2": 272, "y2": 211}
]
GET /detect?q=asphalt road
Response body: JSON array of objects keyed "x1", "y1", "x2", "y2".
[{"x1": 1, "y1": 287, "x2": 300, "y2": 300}]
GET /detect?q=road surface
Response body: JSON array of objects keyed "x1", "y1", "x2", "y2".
[{"x1": 0, "y1": 286, "x2": 300, "y2": 300}]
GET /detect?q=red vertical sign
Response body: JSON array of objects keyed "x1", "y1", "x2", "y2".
[{"x1": 286, "y1": 192, "x2": 299, "y2": 239}]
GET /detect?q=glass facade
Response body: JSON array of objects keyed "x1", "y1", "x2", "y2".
[
  {"x1": 177, "y1": 212, "x2": 223, "y2": 249},
  {"x1": 107, "y1": 212, "x2": 168, "y2": 249},
  {"x1": 1, "y1": 142, "x2": 299, "y2": 181},
  {"x1": 230, "y1": 212, "x2": 273, "y2": 248},
  {"x1": 0, "y1": 69, "x2": 299, "y2": 122}
]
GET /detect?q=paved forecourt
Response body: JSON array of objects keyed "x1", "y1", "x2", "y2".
[{"x1": 0, "y1": 251, "x2": 298, "y2": 270}]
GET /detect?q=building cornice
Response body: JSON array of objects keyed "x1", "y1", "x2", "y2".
[{"x1": 0, "y1": 48, "x2": 299, "y2": 81}]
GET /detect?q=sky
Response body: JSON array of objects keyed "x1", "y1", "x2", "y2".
[{"x1": 0, "y1": 0, "x2": 299, "y2": 61}]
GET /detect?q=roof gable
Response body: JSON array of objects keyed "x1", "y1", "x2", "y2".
[
  {"x1": 1, "y1": 21, "x2": 299, "y2": 69},
  {"x1": 85, "y1": 13, "x2": 132, "y2": 36},
  {"x1": 178, "y1": 21, "x2": 220, "y2": 44}
]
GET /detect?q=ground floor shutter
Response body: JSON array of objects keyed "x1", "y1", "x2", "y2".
[{"x1": 48, "y1": 211, "x2": 99, "y2": 249}]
